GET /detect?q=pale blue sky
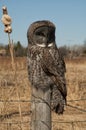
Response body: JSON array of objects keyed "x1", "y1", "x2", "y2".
[{"x1": 0, "y1": 0, "x2": 86, "y2": 47}]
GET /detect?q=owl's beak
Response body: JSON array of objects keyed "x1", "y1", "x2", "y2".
[
  {"x1": 47, "y1": 43, "x2": 53, "y2": 47},
  {"x1": 37, "y1": 43, "x2": 46, "y2": 47}
]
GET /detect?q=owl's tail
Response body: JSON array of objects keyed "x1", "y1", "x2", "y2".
[{"x1": 51, "y1": 85, "x2": 66, "y2": 114}]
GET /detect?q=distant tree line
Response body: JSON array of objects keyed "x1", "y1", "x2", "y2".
[
  {"x1": 59, "y1": 40, "x2": 86, "y2": 58},
  {"x1": 0, "y1": 40, "x2": 86, "y2": 58},
  {"x1": 0, "y1": 41, "x2": 28, "y2": 57}
]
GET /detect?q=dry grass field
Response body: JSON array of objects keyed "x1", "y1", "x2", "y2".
[{"x1": 0, "y1": 56, "x2": 86, "y2": 130}]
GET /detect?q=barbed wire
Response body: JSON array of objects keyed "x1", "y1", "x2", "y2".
[
  {"x1": 0, "y1": 98, "x2": 86, "y2": 113},
  {"x1": 0, "y1": 120, "x2": 86, "y2": 124},
  {"x1": 67, "y1": 98, "x2": 86, "y2": 102},
  {"x1": 0, "y1": 121, "x2": 85, "y2": 130},
  {"x1": 0, "y1": 98, "x2": 86, "y2": 103},
  {"x1": 66, "y1": 103, "x2": 86, "y2": 112}
]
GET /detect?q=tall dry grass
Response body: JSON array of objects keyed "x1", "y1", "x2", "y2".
[{"x1": 0, "y1": 56, "x2": 86, "y2": 130}]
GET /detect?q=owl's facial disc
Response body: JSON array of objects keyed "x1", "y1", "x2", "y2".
[{"x1": 34, "y1": 26, "x2": 55, "y2": 47}]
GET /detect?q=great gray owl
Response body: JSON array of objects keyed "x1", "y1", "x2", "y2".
[{"x1": 27, "y1": 20, "x2": 67, "y2": 114}]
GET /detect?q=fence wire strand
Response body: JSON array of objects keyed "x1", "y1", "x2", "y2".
[{"x1": 0, "y1": 98, "x2": 86, "y2": 102}]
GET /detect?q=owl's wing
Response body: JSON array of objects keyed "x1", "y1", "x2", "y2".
[{"x1": 40, "y1": 48, "x2": 67, "y2": 100}]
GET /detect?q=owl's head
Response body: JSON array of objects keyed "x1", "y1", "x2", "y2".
[{"x1": 27, "y1": 20, "x2": 56, "y2": 47}]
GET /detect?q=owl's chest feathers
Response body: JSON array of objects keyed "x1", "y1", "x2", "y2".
[
  {"x1": 28, "y1": 47, "x2": 53, "y2": 88},
  {"x1": 29, "y1": 47, "x2": 45, "y2": 77},
  {"x1": 29, "y1": 45, "x2": 55, "y2": 60}
]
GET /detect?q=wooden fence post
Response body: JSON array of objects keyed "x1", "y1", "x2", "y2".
[{"x1": 31, "y1": 87, "x2": 52, "y2": 130}]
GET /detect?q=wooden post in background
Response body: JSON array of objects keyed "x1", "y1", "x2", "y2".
[{"x1": 31, "y1": 87, "x2": 51, "y2": 130}]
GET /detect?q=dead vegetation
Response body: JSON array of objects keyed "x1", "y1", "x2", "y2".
[{"x1": 0, "y1": 56, "x2": 86, "y2": 130}]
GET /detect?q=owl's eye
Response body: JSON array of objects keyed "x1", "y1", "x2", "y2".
[
  {"x1": 48, "y1": 32, "x2": 55, "y2": 42},
  {"x1": 36, "y1": 32, "x2": 45, "y2": 37}
]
